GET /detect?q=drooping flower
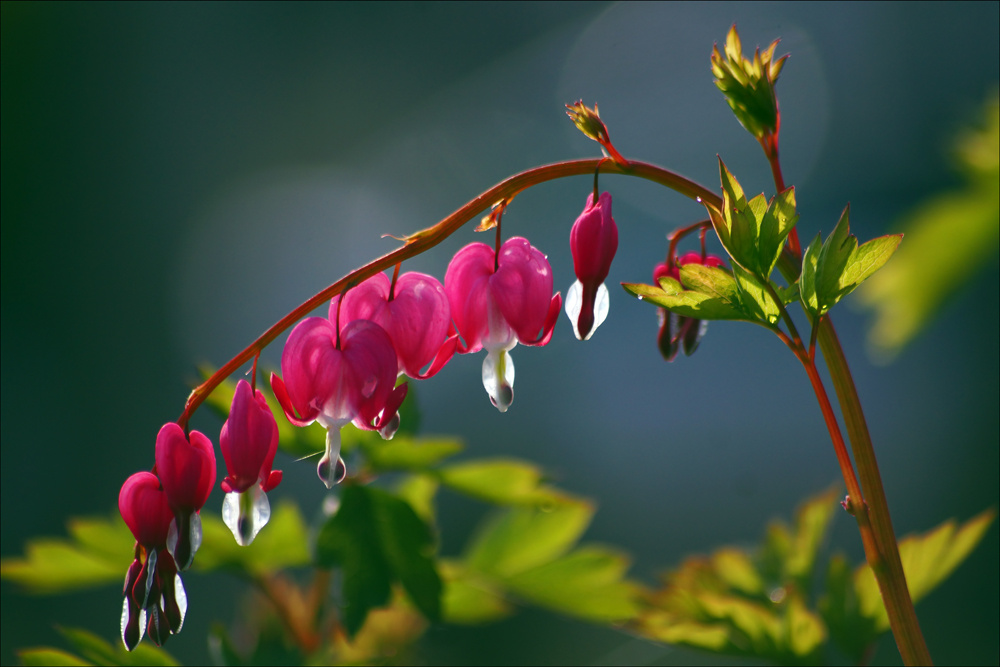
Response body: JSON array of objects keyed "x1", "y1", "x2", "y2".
[
  {"x1": 565, "y1": 191, "x2": 618, "y2": 340},
  {"x1": 219, "y1": 379, "x2": 282, "y2": 545},
  {"x1": 654, "y1": 252, "x2": 726, "y2": 361},
  {"x1": 445, "y1": 236, "x2": 561, "y2": 412},
  {"x1": 118, "y1": 472, "x2": 188, "y2": 650},
  {"x1": 154, "y1": 423, "x2": 216, "y2": 570},
  {"x1": 271, "y1": 317, "x2": 406, "y2": 488},
  {"x1": 331, "y1": 271, "x2": 457, "y2": 379}
]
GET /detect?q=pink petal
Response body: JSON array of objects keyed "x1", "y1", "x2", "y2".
[
  {"x1": 119, "y1": 471, "x2": 173, "y2": 548},
  {"x1": 155, "y1": 423, "x2": 216, "y2": 514}
]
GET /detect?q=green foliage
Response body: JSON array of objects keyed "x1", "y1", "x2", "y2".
[
  {"x1": 858, "y1": 93, "x2": 1000, "y2": 357},
  {"x1": 634, "y1": 489, "x2": 994, "y2": 665},
  {"x1": 623, "y1": 262, "x2": 780, "y2": 326},
  {"x1": 195, "y1": 501, "x2": 311, "y2": 574},
  {"x1": 315, "y1": 484, "x2": 442, "y2": 636},
  {"x1": 436, "y1": 458, "x2": 563, "y2": 505},
  {"x1": 1, "y1": 516, "x2": 135, "y2": 593},
  {"x1": 799, "y1": 206, "x2": 902, "y2": 318},
  {"x1": 19, "y1": 628, "x2": 177, "y2": 666},
  {"x1": 709, "y1": 159, "x2": 799, "y2": 280}
]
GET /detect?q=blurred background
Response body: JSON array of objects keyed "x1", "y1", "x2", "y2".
[{"x1": 2, "y1": 2, "x2": 997, "y2": 664}]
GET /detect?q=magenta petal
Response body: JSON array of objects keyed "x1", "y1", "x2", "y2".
[
  {"x1": 155, "y1": 423, "x2": 216, "y2": 514},
  {"x1": 340, "y1": 320, "x2": 401, "y2": 430},
  {"x1": 491, "y1": 237, "x2": 556, "y2": 344},
  {"x1": 270, "y1": 373, "x2": 319, "y2": 427},
  {"x1": 220, "y1": 379, "x2": 280, "y2": 494},
  {"x1": 388, "y1": 272, "x2": 453, "y2": 377},
  {"x1": 570, "y1": 192, "x2": 618, "y2": 284},
  {"x1": 119, "y1": 472, "x2": 173, "y2": 549},
  {"x1": 522, "y1": 293, "x2": 562, "y2": 347},
  {"x1": 445, "y1": 242, "x2": 495, "y2": 354}
]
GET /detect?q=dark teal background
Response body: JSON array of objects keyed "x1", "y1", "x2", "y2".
[{"x1": 2, "y1": 3, "x2": 997, "y2": 664}]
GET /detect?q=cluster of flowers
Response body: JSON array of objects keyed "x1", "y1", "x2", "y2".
[{"x1": 116, "y1": 188, "x2": 626, "y2": 649}]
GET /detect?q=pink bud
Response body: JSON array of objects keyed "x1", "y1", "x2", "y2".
[
  {"x1": 331, "y1": 271, "x2": 457, "y2": 380},
  {"x1": 119, "y1": 472, "x2": 173, "y2": 549},
  {"x1": 653, "y1": 252, "x2": 726, "y2": 361},
  {"x1": 154, "y1": 423, "x2": 216, "y2": 514},
  {"x1": 567, "y1": 192, "x2": 618, "y2": 340},
  {"x1": 446, "y1": 237, "x2": 561, "y2": 411},
  {"x1": 220, "y1": 379, "x2": 282, "y2": 494}
]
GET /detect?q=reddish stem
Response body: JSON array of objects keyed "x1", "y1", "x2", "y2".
[{"x1": 177, "y1": 159, "x2": 719, "y2": 428}]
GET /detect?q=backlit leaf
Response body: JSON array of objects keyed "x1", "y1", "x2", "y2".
[{"x1": 316, "y1": 485, "x2": 441, "y2": 635}]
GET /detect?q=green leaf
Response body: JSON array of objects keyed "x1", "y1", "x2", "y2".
[
  {"x1": 394, "y1": 474, "x2": 439, "y2": 524},
  {"x1": 437, "y1": 459, "x2": 561, "y2": 505},
  {"x1": 1, "y1": 516, "x2": 133, "y2": 594},
  {"x1": 859, "y1": 92, "x2": 999, "y2": 357},
  {"x1": 194, "y1": 500, "x2": 310, "y2": 575},
  {"x1": 361, "y1": 435, "x2": 463, "y2": 472},
  {"x1": 463, "y1": 500, "x2": 593, "y2": 578},
  {"x1": 316, "y1": 485, "x2": 442, "y2": 635},
  {"x1": 678, "y1": 263, "x2": 740, "y2": 302},
  {"x1": 439, "y1": 561, "x2": 513, "y2": 625},
  {"x1": 853, "y1": 509, "x2": 995, "y2": 632},
  {"x1": 505, "y1": 546, "x2": 639, "y2": 622},
  {"x1": 20, "y1": 628, "x2": 181, "y2": 667},
  {"x1": 799, "y1": 233, "x2": 822, "y2": 314},
  {"x1": 802, "y1": 206, "x2": 902, "y2": 317},
  {"x1": 710, "y1": 160, "x2": 798, "y2": 280},
  {"x1": 621, "y1": 282, "x2": 747, "y2": 321},
  {"x1": 19, "y1": 649, "x2": 93, "y2": 666},
  {"x1": 732, "y1": 265, "x2": 780, "y2": 325},
  {"x1": 820, "y1": 554, "x2": 878, "y2": 662}
]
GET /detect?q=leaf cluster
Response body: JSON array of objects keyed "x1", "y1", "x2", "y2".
[{"x1": 632, "y1": 488, "x2": 994, "y2": 665}]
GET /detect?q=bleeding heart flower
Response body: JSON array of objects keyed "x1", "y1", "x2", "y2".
[
  {"x1": 155, "y1": 423, "x2": 215, "y2": 570},
  {"x1": 566, "y1": 191, "x2": 618, "y2": 340},
  {"x1": 331, "y1": 271, "x2": 458, "y2": 379},
  {"x1": 219, "y1": 379, "x2": 282, "y2": 545},
  {"x1": 445, "y1": 236, "x2": 561, "y2": 412},
  {"x1": 271, "y1": 317, "x2": 407, "y2": 488},
  {"x1": 118, "y1": 472, "x2": 188, "y2": 650},
  {"x1": 654, "y1": 252, "x2": 726, "y2": 361}
]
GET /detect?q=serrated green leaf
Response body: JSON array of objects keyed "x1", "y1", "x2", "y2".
[
  {"x1": 194, "y1": 501, "x2": 310, "y2": 575},
  {"x1": 799, "y1": 233, "x2": 822, "y2": 315},
  {"x1": 854, "y1": 509, "x2": 995, "y2": 631},
  {"x1": 759, "y1": 187, "x2": 799, "y2": 277},
  {"x1": 316, "y1": 485, "x2": 441, "y2": 636},
  {"x1": 437, "y1": 459, "x2": 559, "y2": 505},
  {"x1": 712, "y1": 161, "x2": 798, "y2": 280},
  {"x1": 18, "y1": 649, "x2": 93, "y2": 666},
  {"x1": 679, "y1": 264, "x2": 740, "y2": 303},
  {"x1": 361, "y1": 436, "x2": 463, "y2": 472},
  {"x1": 1, "y1": 516, "x2": 132, "y2": 594},
  {"x1": 806, "y1": 206, "x2": 901, "y2": 317},
  {"x1": 621, "y1": 282, "x2": 747, "y2": 321},
  {"x1": 783, "y1": 596, "x2": 827, "y2": 659},
  {"x1": 505, "y1": 546, "x2": 639, "y2": 622},
  {"x1": 733, "y1": 265, "x2": 780, "y2": 325},
  {"x1": 439, "y1": 561, "x2": 513, "y2": 625},
  {"x1": 464, "y1": 500, "x2": 593, "y2": 578}
]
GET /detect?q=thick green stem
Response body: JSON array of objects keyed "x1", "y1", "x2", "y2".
[{"x1": 817, "y1": 317, "x2": 932, "y2": 665}]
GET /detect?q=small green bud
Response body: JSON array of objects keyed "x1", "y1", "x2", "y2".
[{"x1": 711, "y1": 25, "x2": 788, "y2": 144}]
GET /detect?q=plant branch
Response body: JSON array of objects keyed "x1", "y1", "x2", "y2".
[{"x1": 177, "y1": 158, "x2": 718, "y2": 428}]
